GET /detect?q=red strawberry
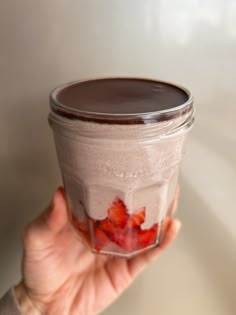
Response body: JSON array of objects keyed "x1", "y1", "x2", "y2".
[
  {"x1": 111, "y1": 230, "x2": 138, "y2": 253},
  {"x1": 94, "y1": 227, "x2": 110, "y2": 252},
  {"x1": 71, "y1": 213, "x2": 89, "y2": 232},
  {"x1": 71, "y1": 214, "x2": 92, "y2": 246},
  {"x1": 71, "y1": 213, "x2": 80, "y2": 231},
  {"x1": 79, "y1": 221, "x2": 90, "y2": 232},
  {"x1": 107, "y1": 198, "x2": 129, "y2": 227},
  {"x1": 110, "y1": 231, "x2": 125, "y2": 248},
  {"x1": 127, "y1": 208, "x2": 146, "y2": 228},
  {"x1": 122, "y1": 235, "x2": 138, "y2": 252},
  {"x1": 99, "y1": 218, "x2": 117, "y2": 236},
  {"x1": 137, "y1": 224, "x2": 158, "y2": 248}
]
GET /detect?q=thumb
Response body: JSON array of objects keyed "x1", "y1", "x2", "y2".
[
  {"x1": 23, "y1": 187, "x2": 68, "y2": 250},
  {"x1": 45, "y1": 187, "x2": 68, "y2": 233}
]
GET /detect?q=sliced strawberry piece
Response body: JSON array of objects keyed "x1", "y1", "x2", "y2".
[
  {"x1": 127, "y1": 208, "x2": 146, "y2": 228},
  {"x1": 79, "y1": 221, "x2": 90, "y2": 232},
  {"x1": 94, "y1": 227, "x2": 110, "y2": 252},
  {"x1": 110, "y1": 231, "x2": 125, "y2": 248},
  {"x1": 111, "y1": 230, "x2": 138, "y2": 253},
  {"x1": 107, "y1": 198, "x2": 129, "y2": 227},
  {"x1": 71, "y1": 213, "x2": 80, "y2": 231},
  {"x1": 71, "y1": 213, "x2": 92, "y2": 246},
  {"x1": 122, "y1": 235, "x2": 138, "y2": 252},
  {"x1": 109, "y1": 226, "x2": 140, "y2": 252},
  {"x1": 99, "y1": 218, "x2": 117, "y2": 236},
  {"x1": 137, "y1": 224, "x2": 158, "y2": 248},
  {"x1": 71, "y1": 213, "x2": 89, "y2": 232}
]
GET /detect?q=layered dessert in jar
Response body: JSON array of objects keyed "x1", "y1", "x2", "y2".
[{"x1": 49, "y1": 78, "x2": 194, "y2": 257}]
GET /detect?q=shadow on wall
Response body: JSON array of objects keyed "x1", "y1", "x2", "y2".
[{"x1": 180, "y1": 177, "x2": 236, "y2": 313}]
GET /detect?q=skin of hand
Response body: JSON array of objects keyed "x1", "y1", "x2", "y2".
[{"x1": 15, "y1": 187, "x2": 181, "y2": 315}]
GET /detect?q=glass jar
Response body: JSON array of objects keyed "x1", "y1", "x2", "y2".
[{"x1": 49, "y1": 78, "x2": 194, "y2": 258}]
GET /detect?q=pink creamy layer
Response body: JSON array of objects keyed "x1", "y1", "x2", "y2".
[{"x1": 53, "y1": 117, "x2": 186, "y2": 229}]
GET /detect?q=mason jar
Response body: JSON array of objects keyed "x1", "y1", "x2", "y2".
[{"x1": 49, "y1": 78, "x2": 194, "y2": 258}]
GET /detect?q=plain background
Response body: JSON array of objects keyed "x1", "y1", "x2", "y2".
[{"x1": 0, "y1": 1, "x2": 235, "y2": 314}]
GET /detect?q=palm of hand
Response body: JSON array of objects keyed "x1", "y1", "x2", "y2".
[{"x1": 21, "y1": 188, "x2": 180, "y2": 315}]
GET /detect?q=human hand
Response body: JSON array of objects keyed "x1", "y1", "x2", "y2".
[{"x1": 15, "y1": 187, "x2": 181, "y2": 315}]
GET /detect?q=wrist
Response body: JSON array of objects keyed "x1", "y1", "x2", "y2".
[{"x1": 14, "y1": 283, "x2": 42, "y2": 315}]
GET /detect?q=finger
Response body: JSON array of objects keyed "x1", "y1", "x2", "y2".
[
  {"x1": 46, "y1": 187, "x2": 68, "y2": 233},
  {"x1": 127, "y1": 219, "x2": 182, "y2": 277},
  {"x1": 23, "y1": 187, "x2": 68, "y2": 249},
  {"x1": 167, "y1": 184, "x2": 180, "y2": 217},
  {"x1": 159, "y1": 219, "x2": 181, "y2": 250},
  {"x1": 161, "y1": 216, "x2": 172, "y2": 236},
  {"x1": 103, "y1": 220, "x2": 181, "y2": 296}
]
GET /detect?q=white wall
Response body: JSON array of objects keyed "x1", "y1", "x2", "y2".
[{"x1": 0, "y1": 1, "x2": 235, "y2": 314}]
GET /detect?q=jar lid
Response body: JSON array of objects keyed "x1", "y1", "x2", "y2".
[{"x1": 50, "y1": 78, "x2": 193, "y2": 124}]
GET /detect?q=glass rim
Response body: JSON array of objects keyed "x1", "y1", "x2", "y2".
[{"x1": 49, "y1": 77, "x2": 194, "y2": 123}]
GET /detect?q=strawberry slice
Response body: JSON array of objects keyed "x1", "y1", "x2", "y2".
[
  {"x1": 71, "y1": 213, "x2": 80, "y2": 231},
  {"x1": 107, "y1": 198, "x2": 128, "y2": 227},
  {"x1": 94, "y1": 227, "x2": 110, "y2": 252},
  {"x1": 111, "y1": 229, "x2": 138, "y2": 253},
  {"x1": 137, "y1": 224, "x2": 158, "y2": 248},
  {"x1": 121, "y1": 235, "x2": 138, "y2": 252},
  {"x1": 127, "y1": 208, "x2": 146, "y2": 228},
  {"x1": 78, "y1": 220, "x2": 89, "y2": 233},
  {"x1": 71, "y1": 213, "x2": 89, "y2": 232},
  {"x1": 99, "y1": 218, "x2": 117, "y2": 236}
]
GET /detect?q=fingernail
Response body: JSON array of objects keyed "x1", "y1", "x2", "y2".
[{"x1": 174, "y1": 219, "x2": 182, "y2": 232}]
